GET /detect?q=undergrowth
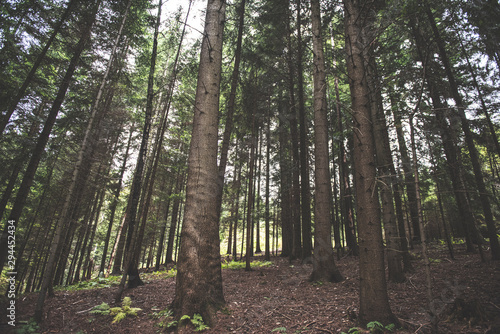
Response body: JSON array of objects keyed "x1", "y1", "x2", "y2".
[
  {"x1": 90, "y1": 296, "x2": 141, "y2": 324},
  {"x1": 223, "y1": 260, "x2": 273, "y2": 270}
]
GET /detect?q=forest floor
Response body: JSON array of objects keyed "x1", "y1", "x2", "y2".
[{"x1": 6, "y1": 242, "x2": 500, "y2": 334}]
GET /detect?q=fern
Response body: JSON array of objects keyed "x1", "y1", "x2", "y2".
[
  {"x1": 90, "y1": 302, "x2": 111, "y2": 315},
  {"x1": 91, "y1": 297, "x2": 142, "y2": 324},
  {"x1": 192, "y1": 313, "x2": 209, "y2": 331}
]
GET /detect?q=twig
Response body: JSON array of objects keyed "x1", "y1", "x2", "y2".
[
  {"x1": 304, "y1": 320, "x2": 316, "y2": 328},
  {"x1": 314, "y1": 327, "x2": 334, "y2": 334},
  {"x1": 489, "y1": 302, "x2": 500, "y2": 310},
  {"x1": 76, "y1": 306, "x2": 95, "y2": 314}
]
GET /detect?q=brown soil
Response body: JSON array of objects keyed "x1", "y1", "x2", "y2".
[{"x1": 6, "y1": 243, "x2": 500, "y2": 333}]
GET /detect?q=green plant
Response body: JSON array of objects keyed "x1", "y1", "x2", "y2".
[
  {"x1": 15, "y1": 318, "x2": 40, "y2": 334},
  {"x1": 172, "y1": 313, "x2": 209, "y2": 331},
  {"x1": 223, "y1": 260, "x2": 273, "y2": 270},
  {"x1": 272, "y1": 327, "x2": 287, "y2": 333},
  {"x1": 340, "y1": 327, "x2": 362, "y2": 334},
  {"x1": 366, "y1": 321, "x2": 395, "y2": 333},
  {"x1": 90, "y1": 297, "x2": 142, "y2": 324}
]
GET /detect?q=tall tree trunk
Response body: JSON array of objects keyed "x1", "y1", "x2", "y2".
[
  {"x1": 296, "y1": 0, "x2": 312, "y2": 261},
  {"x1": 99, "y1": 126, "x2": 134, "y2": 274},
  {"x1": 286, "y1": 6, "x2": 302, "y2": 260},
  {"x1": 343, "y1": 0, "x2": 398, "y2": 326},
  {"x1": 278, "y1": 91, "x2": 293, "y2": 257},
  {"x1": 336, "y1": 82, "x2": 358, "y2": 256},
  {"x1": 309, "y1": 0, "x2": 343, "y2": 282},
  {"x1": 424, "y1": 0, "x2": 500, "y2": 260},
  {"x1": 165, "y1": 172, "x2": 186, "y2": 265},
  {"x1": 410, "y1": 114, "x2": 438, "y2": 332},
  {"x1": 115, "y1": 0, "x2": 162, "y2": 300},
  {"x1": 216, "y1": 0, "x2": 246, "y2": 220},
  {"x1": 3, "y1": 0, "x2": 100, "y2": 292},
  {"x1": 246, "y1": 114, "x2": 257, "y2": 271},
  {"x1": 265, "y1": 107, "x2": 271, "y2": 261},
  {"x1": 171, "y1": 0, "x2": 226, "y2": 327}
]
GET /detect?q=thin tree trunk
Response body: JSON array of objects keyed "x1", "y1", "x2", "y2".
[
  {"x1": 410, "y1": 114, "x2": 437, "y2": 332},
  {"x1": 216, "y1": 0, "x2": 246, "y2": 221},
  {"x1": 100, "y1": 126, "x2": 134, "y2": 274},
  {"x1": 246, "y1": 114, "x2": 257, "y2": 271},
  {"x1": 296, "y1": 0, "x2": 312, "y2": 261},
  {"x1": 286, "y1": 10, "x2": 302, "y2": 260},
  {"x1": 165, "y1": 172, "x2": 186, "y2": 265},
  {"x1": 115, "y1": 0, "x2": 162, "y2": 300},
  {"x1": 278, "y1": 94, "x2": 293, "y2": 257},
  {"x1": 265, "y1": 107, "x2": 271, "y2": 261}
]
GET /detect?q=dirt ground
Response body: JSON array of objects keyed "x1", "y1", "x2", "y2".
[{"x1": 5, "y1": 243, "x2": 500, "y2": 333}]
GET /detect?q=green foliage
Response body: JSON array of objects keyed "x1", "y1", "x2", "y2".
[
  {"x1": 15, "y1": 318, "x2": 40, "y2": 334},
  {"x1": 90, "y1": 297, "x2": 141, "y2": 324},
  {"x1": 90, "y1": 302, "x2": 111, "y2": 315},
  {"x1": 272, "y1": 327, "x2": 287, "y2": 333},
  {"x1": 341, "y1": 321, "x2": 395, "y2": 334},
  {"x1": 223, "y1": 260, "x2": 273, "y2": 270},
  {"x1": 191, "y1": 314, "x2": 209, "y2": 331},
  {"x1": 145, "y1": 267, "x2": 177, "y2": 280}
]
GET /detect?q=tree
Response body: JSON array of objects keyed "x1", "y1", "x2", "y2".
[
  {"x1": 343, "y1": 0, "x2": 399, "y2": 326},
  {"x1": 309, "y1": 0, "x2": 343, "y2": 283},
  {"x1": 171, "y1": 0, "x2": 226, "y2": 327}
]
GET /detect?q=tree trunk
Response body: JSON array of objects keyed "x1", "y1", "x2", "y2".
[
  {"x1": 171, "y1": 0, "x2": 226, "y2": 327},
  {"x1": 165, "y1": 172, "x2": 186, "y2": 265},
  {"x1": 246, "y1": 114, "x2": 257, "y2": 271},
  {"x1": 265, "y1": 107, "x2": 271, "y2": 261},
  {"x1": 216, "y1": 0, "x2": 246, "y2": 221},
  {"x1": 296, "y1": 0, "x2": 312, "y2": 261},
  {"x1": 366, "y1": 58, "x2": 405, "y2": 283},
  {"x1": 115, "y1": 0, "x2": 162, "y2": 300},
  {"x1": 286, "y1": 6, "x2": 302, "y2": 260},
  {"x1": 310, "y1": 0, "x2": 344, "y2": 283},
  {"x1": 100, "y1": 126, "x2": 134, "y2": 274},
  {"x1": 343, "y1": 0, "x2": 398, "y2": 326}
]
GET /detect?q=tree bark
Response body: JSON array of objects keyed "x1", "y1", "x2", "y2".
[
  {"x1": 310, "y1": 0, "x2": 344, "y2": 283},
  {"x1": 343, "y1": 0, "x2": 398, "y2": 326},
  {"x1": 171, "y1": 0, "x2": 226, "y2": 327},
  {"x1": 296, "y1": 0, "x2": 312, "y2": 261}
]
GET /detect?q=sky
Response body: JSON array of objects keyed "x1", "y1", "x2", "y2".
[{"x1": 161, "y1": 0, "x2": 206, "y2": 40}]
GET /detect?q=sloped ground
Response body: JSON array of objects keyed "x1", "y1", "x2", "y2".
[{"x1": 7, "y1": 243, "x2": 500, "y2": 333}]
